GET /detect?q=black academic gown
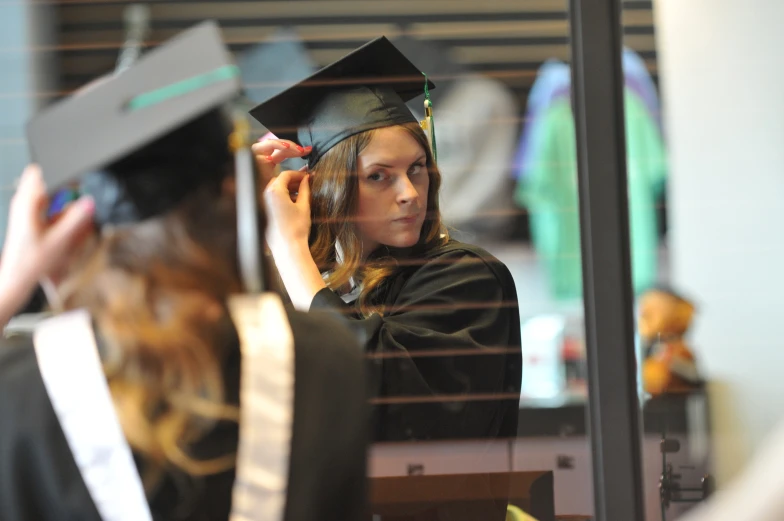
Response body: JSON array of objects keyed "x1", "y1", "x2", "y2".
[
  {"x1": 0, "y1": 308, "x2": 367, "y2": 521},
  {"x1": 310, "y1": 240, "x2": 522, "y2": 443}
]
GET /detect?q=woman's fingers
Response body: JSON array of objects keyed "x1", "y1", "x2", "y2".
[
  {"x1": 39, "y1": 197, "x2": 95, "y2": 268},
  {"x1": 265, "y1": 145, "x2": 312, "y2": 164},
  {"x1": 14, "y1": 164, "x2": 43, "y2": 195},
  {"x1": 256, "y1": 155, "x2": 279, "y2": 189},
  {"x1": 253, "y1": 140, "x2": 311, "y2": 193},
  {"x1": 264, "y1": 170, "x2": 308, "y2": 205},
  {"x1": 295, "y1": 174, "x2": 311, "y2": 210},
  {"x1": 270, "y1": 169, "x2": 306, "y2": 185},
  {"x1": 252, "y1": 139, "x2": 311, "y2": 164},
  {"x1": 251, "y1": 139, "x2": 291, "y2": 156},
  {"x1": 273, "y1": 170, "x2": 308, "y2": 193},
  {"x1": 11, "y1": 165, "x2": 47, "y2": 224}
]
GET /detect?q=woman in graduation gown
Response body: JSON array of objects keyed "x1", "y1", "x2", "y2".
[
  {"x1": 0, "y1": 23, "x2": 367, "y2": 521},
  {"x1": 250, "y1": 37, "x2": 522, "y2": 443}
]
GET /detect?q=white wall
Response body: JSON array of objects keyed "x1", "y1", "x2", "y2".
[{"x1": 654, "y1": 0, "x2": 784, "y2": 483}]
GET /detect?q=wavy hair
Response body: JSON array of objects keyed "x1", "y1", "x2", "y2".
[{"x1": 58, "y1": 187, "x2": 248, "y2": 482}]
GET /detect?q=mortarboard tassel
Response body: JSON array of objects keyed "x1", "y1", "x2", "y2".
[
  {"x1": 229, "y1": 113, "x2": 265, "y2": 294},
  {"x1": 419, "y1": 73, "x2": 438, "y2": 164},
  {"x1": 115, "y1": 4, "x2": 150, "y2": 74}
]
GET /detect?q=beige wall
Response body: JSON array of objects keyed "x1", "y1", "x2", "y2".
[{"x1": 654, "y1": 0, "x2": 784, "y2": 484}]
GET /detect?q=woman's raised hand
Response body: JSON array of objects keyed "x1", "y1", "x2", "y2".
[
  {"x1": 0, "y1": 165, "x2": 95, "y2": 325},
  {"x1": 251, "y1": 137, "x2": 311, "y2": 189},
  {"x1": 263, "y1": 169, "x2": 311, "y2": 254}
]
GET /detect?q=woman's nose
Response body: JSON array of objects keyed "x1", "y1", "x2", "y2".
[{"x1": 396, "y1": 176, "x2": 420, "y2": 205}]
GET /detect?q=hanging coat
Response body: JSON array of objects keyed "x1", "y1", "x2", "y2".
[{"x1": 516, "y1": 90, "x2": 667, "y2": 300}]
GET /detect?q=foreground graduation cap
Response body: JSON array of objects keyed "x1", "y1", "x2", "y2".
[
  {"x1": 27, "y1": 20, "x2": 242, "y2": 226},
  {"x1": 28, "y1": 20, "x2": 264, "y2": 292},
  {"x1": 249, "y1": 36, "x2": 435, "y2": 168}
]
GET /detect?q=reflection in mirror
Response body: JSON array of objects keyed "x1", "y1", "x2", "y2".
[{"x1": 247, "y1": 32, "x2": 524, "y2": 521}]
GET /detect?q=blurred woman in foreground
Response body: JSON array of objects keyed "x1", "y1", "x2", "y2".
[{"x1": 0, "y1": 22, "x2": 367, "y2": 521}]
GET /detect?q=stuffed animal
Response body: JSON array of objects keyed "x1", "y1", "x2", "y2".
[{"x1": 638, "y1": 287, "x2": 700, "y2": 396}]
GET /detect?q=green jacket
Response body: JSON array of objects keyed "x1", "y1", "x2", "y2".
[{"x1": 516, "y1": 90, "x2": 666, "y2": 300}]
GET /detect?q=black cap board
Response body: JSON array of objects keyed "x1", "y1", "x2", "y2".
[
  {"x1": 248, "y1": 36, "x2": 435, "y2": 168},
  {"x1": 27, "y1": 20, "x2": 241, "y2": 196}
]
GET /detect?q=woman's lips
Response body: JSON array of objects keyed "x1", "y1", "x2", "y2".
[{"x1": 394, "y1": 214, "x2": 419, "y2": 224}]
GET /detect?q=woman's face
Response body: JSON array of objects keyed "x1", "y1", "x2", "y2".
[{"x1": 354, "y1": 126, "x2": 430, "y2": 252}]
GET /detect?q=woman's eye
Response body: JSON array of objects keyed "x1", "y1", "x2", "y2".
[
  {"x1": 368, "y1": 172, "x2": 386, "y2": 182},
  {"x1": 409, "y1": 163, "x2": 425, "y2": 176}
]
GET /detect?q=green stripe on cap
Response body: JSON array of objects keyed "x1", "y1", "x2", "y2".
[{"x1": 127, "y1": 64, "x2": 240, "y2": 111}]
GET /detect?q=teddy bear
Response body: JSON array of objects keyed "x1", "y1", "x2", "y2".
[{"x1": 638, "y1": 287, "x2": 701, "y2": 396}]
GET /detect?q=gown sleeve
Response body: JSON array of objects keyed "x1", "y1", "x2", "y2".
[
  {"x1": 309, "y1": 248, "x2": 521, "y2": 442},
  {"x1": 284, "y1": 310, "x2": 368, "y2": 521},
  {"x1": 0, "y1": 338, "x2": 102, "y2": 521}
]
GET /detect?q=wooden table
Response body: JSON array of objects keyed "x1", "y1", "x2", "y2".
[{"x1": 368, "y1": 471, "x2": 555, "y2": 521}]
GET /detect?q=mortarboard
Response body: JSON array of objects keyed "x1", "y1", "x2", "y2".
[
  {"x1": 27, "y1": 20, "x2": 242, "y2": 227},
  {"x1": 249, "y1": 36, "x2": 435, "y2": 168}
]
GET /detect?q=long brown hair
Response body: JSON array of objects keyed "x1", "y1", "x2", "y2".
[
  {"x1": 309, "y1": 121, "x2": 448, "y2": 316},
  {"x1": 58, "y1": 186, "x2": 248, "y2": 480}
]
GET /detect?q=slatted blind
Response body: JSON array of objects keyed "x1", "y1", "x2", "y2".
[{"x1": 55, "y1": 0, "x2": 656, "y2": 106}]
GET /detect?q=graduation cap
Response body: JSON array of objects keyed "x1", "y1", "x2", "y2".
[
  {"x1": 249, "y1": 36, "x2": 437, "y2": 168},
  {"x1": 27, "y1": 20, "x2": 242, "y2": 227},
  {"x1": 28, "y1": 21, "x2": 265, "y2": 293}
]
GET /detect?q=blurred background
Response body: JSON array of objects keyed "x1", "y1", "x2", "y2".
[{"x1": 3, "y1": 0, "x2": 783, "y2": 520}]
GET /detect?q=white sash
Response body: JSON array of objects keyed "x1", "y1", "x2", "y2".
[
  {"x1": 33, "y1": 295, "x2": 296, "y2": 521},
  {"x1": 34, "y1": 310, "x2": 153, "y2": 521},
  {"x1": 228, "y1": 293, "x2": 295, "y2": 521}
]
